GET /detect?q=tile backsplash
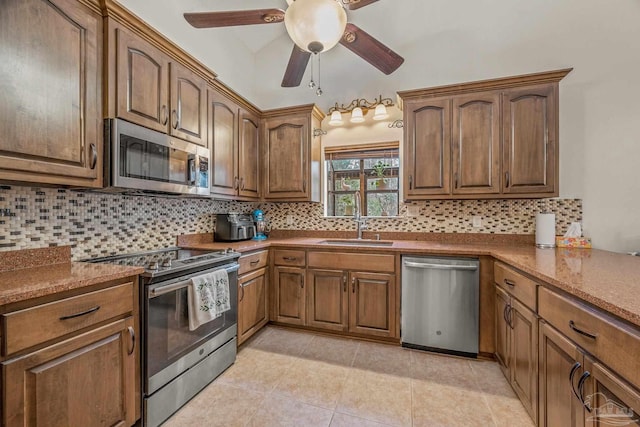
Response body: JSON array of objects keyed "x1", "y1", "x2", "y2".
[{"x1": 0, "y1": 185, "x2": 582, "y2": 260}]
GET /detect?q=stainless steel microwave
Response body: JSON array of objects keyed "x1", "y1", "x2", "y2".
[{"x1": 104, "y1": 119, "x2": 210, "y2": 196}]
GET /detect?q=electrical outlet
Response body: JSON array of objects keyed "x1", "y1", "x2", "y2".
[
  {"x1": 286, "y1": 215, "x2": 294, "y2": 225},
  {"x1": 472, "y1": 216, "x2": 482, "y2": 228}
]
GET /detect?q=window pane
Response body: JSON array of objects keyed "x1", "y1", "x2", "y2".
[
  {"x1": 366, "y1": 193, "x2": 398, "y2": 217},
  {"x1": 335, "y1": 176, "x2": 360, "y2": 191},
  {"x1": 335, "y1": 193, "x2": 356, "y2": 216},
  {"x1": 331, "y1": 159, "x2": 360, "y2": 171},
  {"x1": 367, "y1": 176, "x2": 398, "y2": 191}
]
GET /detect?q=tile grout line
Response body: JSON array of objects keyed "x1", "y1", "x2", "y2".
[{"x1": 469, "y1": 361, "x2": 501, "y2": 427}]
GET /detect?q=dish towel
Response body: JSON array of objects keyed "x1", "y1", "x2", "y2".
[{"x1": 187, "y1": 269, "x2": 230, "y2": 331}]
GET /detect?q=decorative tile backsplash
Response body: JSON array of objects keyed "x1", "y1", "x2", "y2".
[{"x1": 0, "y1": 185, "x2": 581, "y2": 260}]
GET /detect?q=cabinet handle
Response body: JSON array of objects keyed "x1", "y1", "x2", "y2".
[
  {"x1": 504, "y1": 278, "x2": 516, "y2": 287},
  {"x1": 569, "y1": 362, "x2": 582, "y2": 402},
  {"x1": 569, "y1": 320, "x2": 597, "y2": 340},
  {"x1": 240, "y1": 177, "x2": 245, "y2": 191},
  {"x1": 343, "y1": 275, "x2": 347, "y2": 292},
  {"x1": 351, "y1": 277, "x2": 356, "y2": 293},
  {"x1": 172, "y1": 110, "x2": 179, "y2": 129},
  {"x1": 88, "y1": 144, "x2": 98, "y2": 170},
  {"x1": 161, "y1": 105, "x2": 168, "y2": 125},
  {"x1": 127, "y1": 326, "x2": 135, "y2": 355},
  {"x1": 283, "y1": 256, "x2": 297, "y2": 261},
  {"x1": 505, "y1": 171, "x2": 510, "y2": 188},
  {"x1": 454, "y1": 173, "x2": 458, "y2": 189},
  {"x1": 250, "y1": 260, "x2": 260, "y2": 266},
  {"x1": 503, "y1": 303, "x2": 509, "y2": 324},
  {"x1": 239, "y1": 283, "x2": 245, "y2": 302},
  {"x1": 577, "y1": 371, "x2": 592, "y2": 412},
  {"x1": 303, "y1": 180, "x2": 306, "y2": 193},
  {"x1": 300, "y1": 277, "x2": 304, "y2": 289},
  {"x1": 234, "y1": 176, "x2": 239, "y2": 190},
  {"x1": 507, "y1": 304, "x2": 514, "y2": 329},
  {"x1": 409, "y1": 174, "x2": 413, "y2": 190},
  {"x1": 59, "y1": 305, "x2": 100, "y2": 320}
]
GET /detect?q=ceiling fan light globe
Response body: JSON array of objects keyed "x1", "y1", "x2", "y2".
[
  {"x1": 372, "y1": 104, "x2": 389, "y2": 120},
  {"x1": 350, "y1": 107, "x2": 365, "y2": 123},
  {"x1": 284, "y1": 0, "x2": 347, "y2": 53},
  {"x1": 329, "y1": 111, "x2": 343, "y2": 126}
]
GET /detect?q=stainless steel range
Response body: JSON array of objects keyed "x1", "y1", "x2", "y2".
[{"x1": 87, "y1": 247, "x2": 240, "y2": 427}]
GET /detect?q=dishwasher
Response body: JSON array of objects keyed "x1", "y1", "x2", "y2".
[{"x1": 401, "y1": 256, "x2": 479, "y2": 357}]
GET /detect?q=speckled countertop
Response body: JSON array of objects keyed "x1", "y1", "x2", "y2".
[
  {"x1": 0, "y1": 246, "x2": 144, "y2": 307},
  {"x1": 179, "y1": 234, "x2": 640, "y2": 329}
]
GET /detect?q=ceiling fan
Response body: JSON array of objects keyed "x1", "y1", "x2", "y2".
[{"x1": 184, "y1": 0, "x2": 404, "y2": 88}]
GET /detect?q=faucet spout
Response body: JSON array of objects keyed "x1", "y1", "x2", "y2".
[
  {"x1": 354, "y1": 190, "x2": 361, "y2": 220},
  {"x1": 352, "y1": 191, "x2": 367, "y2": 239}
]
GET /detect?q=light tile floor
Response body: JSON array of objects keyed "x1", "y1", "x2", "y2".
[{"x1": 163, "y1": 326, "x2": 534, "y2": 427}]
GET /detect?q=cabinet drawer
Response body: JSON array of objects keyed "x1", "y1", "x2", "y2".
[
  {"x1": 308, "y1": 252, "x2": 395, "y2": 273},
  {"x1": 538, "y1": 286, "x2": 640, "y2": 391},
  {"x1": 2, "y1": 281, "x2": 134, "y2": 356},
  {"x1": 239, "y1": 250, "x2": 269, "y2": 275},
  {"x1": 273, "y1": 249, "x2": 306, "y2": 267},
  {"x1": 494, "y1": 262, "x2": 537, "y2": 311}
]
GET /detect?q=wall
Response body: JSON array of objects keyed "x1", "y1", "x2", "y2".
[{"x1": 0, "y1": 185, "x2": 581, "y2": 261}]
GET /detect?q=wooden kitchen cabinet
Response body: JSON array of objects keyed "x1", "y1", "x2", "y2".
[
  {"x1": 398, "y1": 69, "x2": 570, "y2": 200},
  {"x1": 502, "y1": 84, "x2": 557, "y2": 195},
  {"x1": 495, "y1": 285, "x2": 511, "y2": 377},
  {"x1": 273, "y1": 266, "x2": 306, "y2": 326},
  {"x1": 237, "y1": 250, "x2": 269, "y2": 345},
  {"x1": 306, "y1": 269, "x2": 349, "y2": 332},
  {"x1": 0, "y1": 0, "x2": 103, "y2": 187},
  {"x1": 349, "y1": 271, "x2": 396, "y2": 338},
  {"x1": 208, "y1": 84, "x2": 261, "y2": 199},
  {"x1": 107, "y1": 20, "x2": 208, "y2": 146},
  {"x1": 262, "y1": 105, "x2": 324, "y2": 202}
]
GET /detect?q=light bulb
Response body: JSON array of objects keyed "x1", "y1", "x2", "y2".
[{"x1": 284, "y1": 0, "x2": 347, "y2": 53}]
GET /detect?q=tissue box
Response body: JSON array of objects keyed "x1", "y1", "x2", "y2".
[{"x1": 555, "y1": 236, "x2": 592, "y2": 248}]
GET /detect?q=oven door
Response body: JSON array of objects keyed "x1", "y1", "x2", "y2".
[{"x1": 144, "y1": 263, "x2": 238, "y2": 394}]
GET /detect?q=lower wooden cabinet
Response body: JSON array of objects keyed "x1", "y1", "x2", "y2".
[
  {"x1": 238, "y1": 267, "x2": 269, "y2": 345},
  {"x1": 273, "y1": 266, "x2": 306, "y2": 326},
  {"x1": 2, "y1": 317, "x2": 136, "y2": 427},
  {"x1": 306, "y1": 269, "x2": 348, "y2": 331},
  {"x1": 495, "y1": 285, "x2": 511, "y2": 377},
  {"x1": 349, "y1": 271, "x2": 395, "y2": 337}
]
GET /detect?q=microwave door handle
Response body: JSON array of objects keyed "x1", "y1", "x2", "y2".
[
  {"x1": 148, "y1": 264, "x2": 240, "y2": 298},
  {"x1": 188, "y1": 155, "x2": 196, "y2": 186}
]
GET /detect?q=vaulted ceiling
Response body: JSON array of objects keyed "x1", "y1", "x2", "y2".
[{"x1": 118, "y1": 0, "x2": 629, "y2": 113}]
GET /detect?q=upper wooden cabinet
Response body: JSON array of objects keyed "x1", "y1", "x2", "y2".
[
  {"x1": 0, "y1": 0, "x2": 103, "y2": 187},
  {"x1": 106, "y1": 18, "x2": 208, "y2": 146},
  {"x1": 262, "y1": 105, "x2": 324, "y2": 202},
  {"x1": 398, "y1": 69, "x2": 571, "y2": 200},
  {"x1": 208, "y1": 83, "x2": 261, "y2": 199}
]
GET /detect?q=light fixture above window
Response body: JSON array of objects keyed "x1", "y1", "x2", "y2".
[{"x1": 327, "y1": 95, "x2": 394, "y2": 126}]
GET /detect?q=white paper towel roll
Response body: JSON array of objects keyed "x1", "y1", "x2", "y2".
[{"x1": 536, "y1": 213, "x2": 556, "y2": 248}]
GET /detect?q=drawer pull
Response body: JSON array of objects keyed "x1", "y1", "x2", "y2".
[
  {"x1": 249, "y1": 260, "x2": 260, "y2": 266},
  {"x1": 504, "y1": 279, "x2": 516, "y2": 287},
  {"x1": 569, "y1": 362, "x2": 582, "y2": 402},
  {"x1": 127, "y1": 326, "x2": 135, "y2": 355},
  {"x1": 283, "y1": 257, "x2": 297, "y2": 261},
  {"x1": 577, "y1": 371, "x2": 592, "y2": 412},
  {"x1": 569, "y1": 320, "x2": 597, "y2": 340},
  {"x1": 59, "y1": 305, "x2": 100, "y2": 320}
]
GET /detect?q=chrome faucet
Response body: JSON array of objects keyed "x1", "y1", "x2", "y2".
[{"x1": 353, "y1": 191, "x2": 368, "y2": 239}]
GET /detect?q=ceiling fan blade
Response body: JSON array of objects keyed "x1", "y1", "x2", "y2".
[
  {"x1": 184, "y1": 9, "x2": 285, "y2": 28},
  {"x1": 340, "y1": 23, "x2": 404, "y2": 75},
  {"x1": 281, "y1": 45, "x2": 311, "y2": 87},
  {"x1": 346, "y1": 0, "x2": 379, "y2": 10}
]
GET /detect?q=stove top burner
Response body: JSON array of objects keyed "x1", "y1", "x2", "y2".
[{"x1": 84, "y1": 247, "x2": 240, "y2": 281}]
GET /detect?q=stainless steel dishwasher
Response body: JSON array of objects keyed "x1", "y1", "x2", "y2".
[{"x1": 401, "y1": 256, "x2": 479, "y2": 357}]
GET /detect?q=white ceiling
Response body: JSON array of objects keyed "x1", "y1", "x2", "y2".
[{"x1": 117, "y1": 0, "x2": 633, "y2": 113}]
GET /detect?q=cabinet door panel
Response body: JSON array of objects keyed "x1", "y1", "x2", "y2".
[
  {"x1": 0, "y1": 0, "x2": 101, "y2": 186},
  {"x1": 238, "y1": 111, "x2": 260, "y2": 199},
  {"x1": 452, "y1": 92, "x2": 500, "y2": 194},
  {"x1": 116, "y1": 28, "x2": 169, "y2": 133},
  {"x1": 307, "y1": 270, "x2": 348, "y2": 331},
  {"x1": 503, "y1": 84, "x2": 557, "y2": 194},
  {"x1": 404, "y1": 99, "x2": 451, "y2": 197},
  {"x1": 495, "y1": 285, "x2": 510, "y2": 378},
  {"x1": 3, "y1": 317, "x2": 135, "y2": 427},
  {"x1": 273, "y1": 266, "x2": 305, "y2": 325},
  {"x1": 510, "y1": 298, "x2": 538, "y2": 424},
  {"x1": 538, "y1": 321, "x2": 585, "y2": 427},
  {"x1": 264, "y1": 116, "x2": 309, "y2": 199},
  {"x1": 349, "y1": 272, "x2": 395, "y2": 337},
  {"x1": 208, "y1": 90, "x2": 238, "y2": 196},
  {"x1": 170, "y1": 63, "x2": 207, "y2": 146},
  {"x1": 238, "y1": 268, "x2": 268, "y2": 344}
]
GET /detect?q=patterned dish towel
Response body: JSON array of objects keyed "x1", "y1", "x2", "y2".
[{"x1": 187, "y1": 269, "x2": 230, "y2": 331}]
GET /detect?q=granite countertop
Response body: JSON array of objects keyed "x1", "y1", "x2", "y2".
[
  {"x1": 0, "y1": 247, "x2": 144, "y2": 307},
  {"x1": 179, "y1": 234, "x2": 640, "y2": 329}
]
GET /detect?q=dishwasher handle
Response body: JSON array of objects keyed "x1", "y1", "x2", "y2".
[{"x1": 403, "y1": 260, "x2": 478, "y2": 271}]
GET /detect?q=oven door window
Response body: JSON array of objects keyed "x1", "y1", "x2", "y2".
[
  {"x1": 120, "y1": 135, "x2": 193, "y2": 185},
  {"x1": 145, "y1": 271, "x2": 238, "y2": 380}
]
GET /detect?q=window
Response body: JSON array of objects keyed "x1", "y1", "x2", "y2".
[{"x1": 325, "y1": 143, "x2": 400, "y2": 217}]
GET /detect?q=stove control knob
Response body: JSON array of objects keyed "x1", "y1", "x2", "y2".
[
  {"x1": 161, "y1": 258, "x2": 172, "y2": 268},
  {"x1": 148, "y1": 261, "x2": 159, "y2": 270},
  {"x1": 225, "y1": 248, "x2": 233, "y2": 254}
]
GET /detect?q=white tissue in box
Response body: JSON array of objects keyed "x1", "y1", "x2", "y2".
[{"x1": 564, "y1": 222, "x2": 582, "y2": 238}]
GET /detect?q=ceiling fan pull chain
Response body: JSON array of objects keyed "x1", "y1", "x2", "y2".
[
  {"x1": 308, "y1": 53, "x2": 316, "y2": 89},
  {"x1": 316, "y1": 53, "x2": 323, "y2": 96}
]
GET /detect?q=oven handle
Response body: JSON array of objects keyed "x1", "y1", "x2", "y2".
[{"x1": 148, "y1": 264, "x2": 240, "y2": 298}]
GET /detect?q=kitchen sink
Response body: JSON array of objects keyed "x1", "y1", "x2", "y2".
[{"x1": 318, "y1": 239, "x2": 394, "y2": 247}]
